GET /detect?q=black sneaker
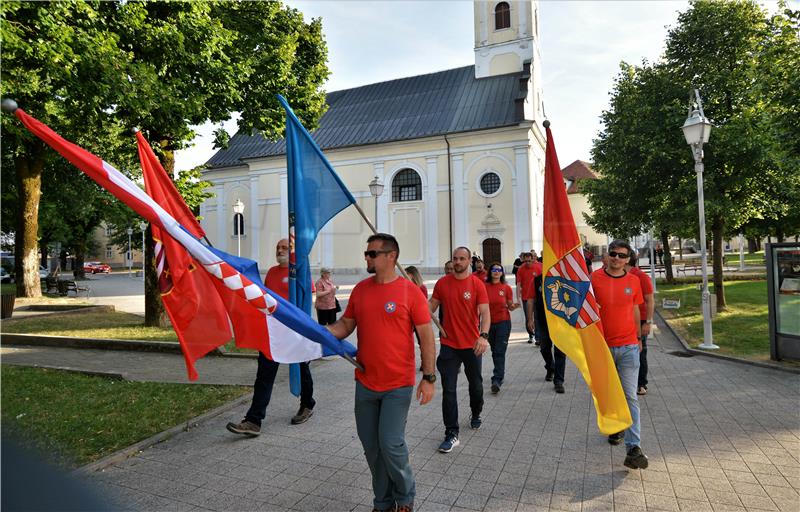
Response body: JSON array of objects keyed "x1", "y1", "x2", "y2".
[
  {"x1": 490, "y1": 383, "x2": 500, "y2": 394},
  {"x1": 545, "y1": 370, "x2": 554, "y2": 382},
  {"x1": 527, "y1": 336, "x2": 533, "y2": 344},
  {"x1": 608, "y1": 431, "x2": 624, "y2": 445},
  {"x1": 624, "y1": 446, "x2": 649, "y2": 469},
  {"x1": 291, "y1": 406, "x2": 314, "y2": 425},
  {"x1": 534, "y1": 339, "x2": 541, "y2": 346},
  {"x1": 554, "y1": 383, "x2": 565, "y2": 394},
  {"x1": 470, "y1": 415, "x2": 482, "y2": 429},
  {"x1": 226, "y1": 419, "x2": 261, "y2": 437},
  {"x1": 438, "y1": 433, "x2": 459, "y2": 453}
]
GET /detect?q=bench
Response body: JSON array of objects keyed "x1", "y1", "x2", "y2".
[
  {"x1": 45, "y1": 276, "x2": 60, "y2": 294},
  {"x1": 638, "y1": 265, "x2": 665, "y2": 276},
  {"x1": 57, "y1": 279, "x2": 91, "y2": 298}
]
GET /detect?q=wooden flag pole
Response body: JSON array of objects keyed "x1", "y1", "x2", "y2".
[{"x1": 350, "y1": 201, "x2": 448, "y2": 339}]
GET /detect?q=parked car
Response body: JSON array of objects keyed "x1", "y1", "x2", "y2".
[
  {"x1": 39, "y1": 266, "x2": 49, "y2": 279},
  {"x1": 83, "y1": 261, "x2": 112, "y2": 274},
  {"x1": 0, "y1": 267, "x2": 11, "y2": 283}
]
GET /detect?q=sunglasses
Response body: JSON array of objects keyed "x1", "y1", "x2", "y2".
[
  {"x1": 364, "y1": 249, "x2": 392, "y2": 258},
  {"x1": 608, "y1": 251, "x2": 630, "y2": 259},
  {"x1": 490, "y1": 267, "x2": 503, "y2": 272}
]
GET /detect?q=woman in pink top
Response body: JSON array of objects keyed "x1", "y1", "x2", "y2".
[{"x1": 315, "y1": 268, "x2": 339, "y2": 325}]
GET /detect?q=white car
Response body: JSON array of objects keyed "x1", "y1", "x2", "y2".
[
  {"x1": 40, "y1": 266, "x2": 49, "y2": 279},
  {"x1": 0, "y1": 267, "x2": 10, "y2": 283}
]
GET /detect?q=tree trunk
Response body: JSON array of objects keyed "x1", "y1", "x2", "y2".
[
  {"x1": 39, "y1": 238, "x2": 49, "y2": 269},
  {"x1": 14, "y1": 148, "x2": 44, "y2": 298},
  {"x1": 73, "y1": 243, "x2": 86, "y2": 279},
  {"x1": 143, "y1": 141, "x2": 174, "y2": 328},
  {"x1": 660, "y1": 230, "x2": 674, "y2": 283},
  {"x1": 711, "y1": 217, "x2": 726, "y2": 310},
  {"x1": 747, "y1": 237, "x2": 757, "y2": 253},
  {"x1": 678, "y1": 237, "x2": 683, "y2": 260}
]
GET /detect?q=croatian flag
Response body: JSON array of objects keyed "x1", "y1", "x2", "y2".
[{"x1": 11, "y1": 107, "x2": 358, "y2": 378}]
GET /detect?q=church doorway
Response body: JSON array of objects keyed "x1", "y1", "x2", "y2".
[{"x1": 482, "y1": 238, "x2": 501, "y2": 265}]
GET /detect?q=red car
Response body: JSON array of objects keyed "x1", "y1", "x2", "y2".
[{"x1": 83, "y1": 261, "x2": 112, "y2": 274}]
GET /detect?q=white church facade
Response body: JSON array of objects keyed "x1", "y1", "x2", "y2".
[{"x1": 201, "y1": 1, "x2": 547, "y2": 272}]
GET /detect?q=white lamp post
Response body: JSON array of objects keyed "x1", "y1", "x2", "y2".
[
  {"x1": 681, "y1": 89, "x2": 718, "y2": 350},
  {"x1": 368, "y1": 176, "x2": 384, "y2": 229},
  {"x1": 738, "y1": 233, "x2": 745, "y2": 271},
  {"x1": 233, "y1": 198, "x2": 245, "y2": 257},
  {"x1": 139, "y1": 221, "x2": 147, "y2": 281},
  {"x1": 126, "y1": 227, "x2": 134, "y2": 278}
]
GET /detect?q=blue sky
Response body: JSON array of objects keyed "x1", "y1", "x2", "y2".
[{"x1": 175, "y1": 0, "x2": 787, "y2": 172}]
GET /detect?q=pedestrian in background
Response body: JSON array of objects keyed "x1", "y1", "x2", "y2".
[
  {"x1": 484, "y1": 262, "x2": 519, "y2": 394},
  {"x1": 315, "y1": 267, "x2": 339, "y2": 326}
]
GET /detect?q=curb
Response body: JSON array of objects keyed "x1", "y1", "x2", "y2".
[
  {"x1": 1, "y1": 362, "x2": 125, "y2": 380},
  {"x1": 72, "y1": 394, "x2": 252, "y2": 476},
  {"x1": 1, "y1": 334, "x2": 186, "y2": 354},
  {"x1": 656, "y1": 310, "x2": 800, "y2": 374},
  {"x1": 6, "y1": 304, "x2": 116, "y2": 320}
]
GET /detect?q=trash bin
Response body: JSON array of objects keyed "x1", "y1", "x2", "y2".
[{"x1": 1, "y1": 292, "x2": 15, "y2": 319}]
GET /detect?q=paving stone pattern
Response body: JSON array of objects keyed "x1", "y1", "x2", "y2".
[{"x1": 79, "y1": 321, "x2": 799, "y2": 511}]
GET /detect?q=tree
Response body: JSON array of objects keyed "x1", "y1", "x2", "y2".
[
  {"x1": 102, "y1": 1, "x2": 329, "y2": 326},
  {"x1": 1, "y1": 0, "x2": 127, "y2": 297}
]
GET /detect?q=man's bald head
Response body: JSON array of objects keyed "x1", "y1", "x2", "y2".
[{"x1": 276, "y1": 238, "x2": 289, "y2": 266}]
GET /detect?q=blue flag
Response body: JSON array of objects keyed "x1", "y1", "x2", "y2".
[{"x1": 278, "y1": 95, "x2": 357, "y2": 394}]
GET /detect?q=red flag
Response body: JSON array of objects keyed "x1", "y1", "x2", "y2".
[{"x1": 137, "y1": 135, "x2": 233, "y2": 380}]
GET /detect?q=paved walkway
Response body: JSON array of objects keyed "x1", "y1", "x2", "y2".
[{"x1": 6, "y1": 316, "x2": 795, "y2": 511}]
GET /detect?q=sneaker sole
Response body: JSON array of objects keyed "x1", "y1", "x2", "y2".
[
  {"x1": 438, "y1": 439, "x2": 460, "y2": 453},
  {"x1": 226, "y1": 424, "x2": 261, "y2": 437}
]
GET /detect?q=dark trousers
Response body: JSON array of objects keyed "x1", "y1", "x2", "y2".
[
  {"x1": 522, "y1": 299, "x2": 535, "y2": 339},
  {"x1": 245, "y1": 355, "x2": 315, "y2": 426},
  {"x1": 437, "y1": 344, "x2": 483, "y2": 435},
  {"x1": 316, "y1": 308, "x2": 337, "y2": 326},
  {"x1": 539, "y1": 334, "x2": 566, "y2": 385},
  {"x1": 488, "y1": 320, "x2": 511, "y2": 387},
  {"x1": 638, "y1": 324, "x2": 648, "y2": 388}
]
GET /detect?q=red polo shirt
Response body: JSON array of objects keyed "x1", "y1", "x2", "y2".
[
  {"x1": 432, "y1": 274, "x2": 489, "y2": 349},
  {"x1": 591, "y1": 269, "x2": 643, "y2": 347}
]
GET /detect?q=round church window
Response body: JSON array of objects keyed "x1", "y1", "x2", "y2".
[{"x1": 479, "y1": 171, "x2": 502, "y2": 196}]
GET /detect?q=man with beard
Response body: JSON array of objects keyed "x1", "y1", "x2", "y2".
[
  {"x1": 327, "y1": 233, "x2": 435, "y2": 512},
  {"x1": 226, "y1": 238, "x2": 317, "y2": 436},
  {"x1": 430, "y1": 247, "x2": 490, "y2": 453}
]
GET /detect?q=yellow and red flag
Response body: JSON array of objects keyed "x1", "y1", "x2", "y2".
[{"x1": 541, "y1": 121, "x2": 632, "y2": 435}]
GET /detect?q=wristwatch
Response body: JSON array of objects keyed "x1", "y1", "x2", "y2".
[
  {"x1": 422, "y1": 373, "x2": 437, "y2": 383},
  {"x1": 479, "y1": 332, "x2": 489, "y2": 340},
  {"x1": 645, "y1": 319, "x2": 653, "y2": 325}
]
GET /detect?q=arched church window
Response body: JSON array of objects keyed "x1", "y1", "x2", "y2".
[
  {"x1": 392, "y1": 169, "x2": 422, "y2": 202},
  {"x1": 495, "y1": 2, "x2": 511, "y2": 30}
]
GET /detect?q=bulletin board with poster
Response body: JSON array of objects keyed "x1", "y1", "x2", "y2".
[{"x1": 766, "y1": 243, "x2": 800, "y2": 360}]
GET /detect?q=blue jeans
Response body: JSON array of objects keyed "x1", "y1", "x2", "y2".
[
  {"x1": 488, "y1": 320, "x2": 511, "y2": 387},
  {"x1": 638, "y1": 326, "x2": 649, "y2": 388},
  {"x1": 610, "y1": 344, "x2": 641, "y2": 449},
  {"x1": 354, "y1": 382, "x2": 415, "y2": 509},
  {"x1": 522, "y1": 300, "x2": 535, "y2": 339},
  {"x1": 245, "y1": 355, "x2": 315, "y2": 426}
]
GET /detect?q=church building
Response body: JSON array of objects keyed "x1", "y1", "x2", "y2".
[{"x1": 201, "y1": 1, "x2": 547, "y2": 272}]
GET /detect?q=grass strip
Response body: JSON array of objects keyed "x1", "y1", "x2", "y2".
[
  {"x1": 1, "y1": 365, "x2": 248, "y2": 467},
  {"x1": 658, "y1": 280, "x2": 771, "y2": 360},
  {"x1": 1, "y1": 311, "x2": 178, "y2": 342}
]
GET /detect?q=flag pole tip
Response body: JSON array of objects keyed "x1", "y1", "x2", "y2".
[
  {"x1": 1, "y1": 99, "x2": 18, "y2": 113},
  {"x1": 131, "y1": 127, "x2": 140, "y2": 134},
  {"x1": 543, "y1": 120, "x2": 551, "y2": 129}
]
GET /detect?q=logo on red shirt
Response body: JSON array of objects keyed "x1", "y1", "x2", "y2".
[
  {"x1": 463, "y1": 291, "x2": 471, "y2": 300},
  {"x1": 624, "y1": 287, "x2": 632, "y2": 295},
  {"x1": 499, "y1": 290, "x2": 505, "y2": 296},
  {"x1": 384, "y1": 301, "x2": 397, "y2": 314}
]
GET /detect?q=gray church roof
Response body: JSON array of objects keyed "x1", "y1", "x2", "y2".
[{"x1": 206, "y1": 64, "x2": 529, "y2": 168}]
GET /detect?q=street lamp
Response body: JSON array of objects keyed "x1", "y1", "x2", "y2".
[
  {"x1": 233, "y1": 198, "x2": 245, "y2": 257},
  {"x1": 368, "y1": 176, "x2": 384, "y2": 229},
  {"x1": 126, "y1": 227, "x2": 134, "y2": 278},
  {"x1": 682, "y1": 89, "x2": 718, "y2": 350},
  {"x1": 139, "y1": 221, "x2": 147, "y2": 282}
]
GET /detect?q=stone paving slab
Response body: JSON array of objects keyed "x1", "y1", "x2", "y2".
[{"x1": 67, "y1": 317, "x2": 799, "y2": 511}]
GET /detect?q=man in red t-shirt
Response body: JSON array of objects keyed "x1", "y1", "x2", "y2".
[
  {"x1": 430, "y1": 247, "x2": 490, "y2": 453},
  {"x1": 327, "y1": 233, "x2": 435, "y2": 512},
  {"x1": 591, "y1": 240, "x2": 648, "y2": 470},
  {"x1": 472, "y1": 259, "x2": 487, "y2": 282},
  {"x1": 626, "y1": 255, "x2": 655, "y2": 396},
  {"x1": 226, "y1": 238, "x2": 317, "y2": 437},
  {"x1": 516, "y1": 251, "x2": 543, "y2": 345}
]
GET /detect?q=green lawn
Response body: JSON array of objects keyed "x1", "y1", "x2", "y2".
[
  {"x1": 658, "y1": 280, "x2": 771, "y2": 360},
  {"x1": 1, "y1": 365, "x2": 248, "y2": 467},
  {"x1": 1, "y1": 311, "x2": 179, "y2": 342}
]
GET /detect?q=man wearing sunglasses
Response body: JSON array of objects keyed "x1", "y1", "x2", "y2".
[
  {"x1": 430, "y1": 247, "x2": 490, "y2": 453},
  {"x1": 326, "y1": 233, "x2": 435, "y2": 512},
  {"x1": 591, "y1": 240, "x2": 649, "y2": 470}
]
